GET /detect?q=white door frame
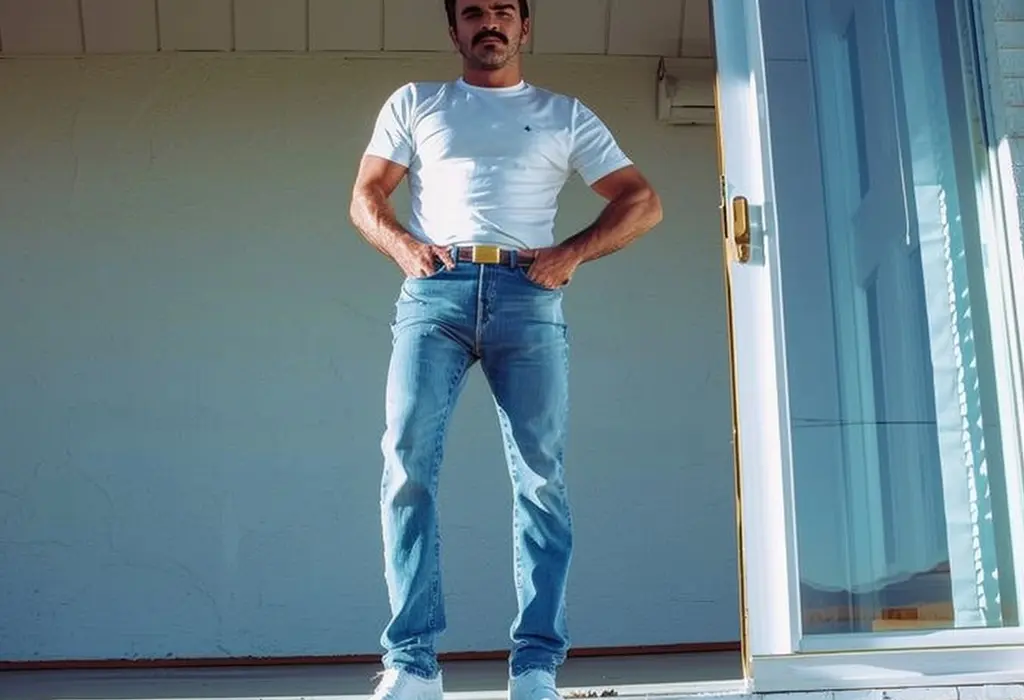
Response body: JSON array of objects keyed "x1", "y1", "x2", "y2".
[{"x1": 712, "y1": 0, "x2": 1024, "y2": 692}]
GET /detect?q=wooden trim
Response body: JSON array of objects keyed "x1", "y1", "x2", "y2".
[
  {"x1": 0, "y1": 641, "x2": 740, "y2": 672},
  {"x1": 561, "y1": 642, "x2": 739, "y2": 658}
]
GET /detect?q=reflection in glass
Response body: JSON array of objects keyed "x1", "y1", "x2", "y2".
[{"x1": 781, "y1": 0, "x2": 1019, "y2": 635}]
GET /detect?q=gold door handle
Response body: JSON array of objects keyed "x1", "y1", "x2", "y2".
[{"x1": 732, "y1": 195, "x2": 751, "y2": 264}]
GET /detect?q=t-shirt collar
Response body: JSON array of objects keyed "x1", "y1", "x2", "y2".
[{"x1": 456, "y1": 77, "x2": 529, "y2": 95}]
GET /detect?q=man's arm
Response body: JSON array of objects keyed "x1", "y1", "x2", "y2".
[
  {"x1": 349, "y1": 155, "x2": 413, "y2": 259},
  {"x1": 560, "y1": 165, "x2": 663, "y2": 263},
  {"x1": 349, "y1": 155, "x2": 454, "y2": 277},
  {"x1": 526, "y1": 165, "x2": 663, "y2": 289}
]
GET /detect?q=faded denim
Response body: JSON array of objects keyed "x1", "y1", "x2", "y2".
[{"x1": 378, "y1": 257, "x2": 573, "y2": 680}]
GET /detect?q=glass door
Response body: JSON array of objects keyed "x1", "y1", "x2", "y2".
[{"x1": 713, "y1": 0, "x2": 1024, "y2": 690}]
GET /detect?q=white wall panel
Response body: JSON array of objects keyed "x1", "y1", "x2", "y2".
[
  {"x1": 83, "y1": 0, "x2": 159, "y2": 54},
  {"x1": 0, "y1": 0, "x2": 710, "y2": 56},
  {"x1": 158, "y1": 0, "x2": 233, "y2": 51},
  {"x1": 533, "y1": 0, "x2": 608, "y2": 55},
  {"x1": 309, "y1": 0, "x2": 382, "y2": 51},
  {"x1": 680, "y1": 0, "x2": 712, "y2": 57},
  {"x1": 608, "y1": 0, "x2": 683, "y2": 56},
  {"x1": 0, "y1": 0, "x2": 82, "y2": 54},
  {"x1": 383, "y1": 0, "x2": 451, "y2": 52},
  {"x1": 235, "y1": 0, "x2": 307, "y2": 52}
]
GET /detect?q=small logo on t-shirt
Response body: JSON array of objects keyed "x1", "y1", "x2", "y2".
[{"x1": 524, "y1": 125, "x2": 532, "y2": 132}]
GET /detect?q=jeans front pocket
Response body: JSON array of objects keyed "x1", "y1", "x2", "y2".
[
  {"x1": 515, "y1": 265, "x2": 561, "y2": 292},
  {"x1": 406, "y1": 258, "x2": 447, "y2": 281}
]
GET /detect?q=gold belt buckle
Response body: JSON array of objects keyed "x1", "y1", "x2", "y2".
[{"x1": 471, "y1": 245, "x2": 501, "y2": 264}]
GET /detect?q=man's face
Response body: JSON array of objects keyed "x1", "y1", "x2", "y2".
[{"x1": 450, "y1": 1, "x2": 530, "y2": 71}]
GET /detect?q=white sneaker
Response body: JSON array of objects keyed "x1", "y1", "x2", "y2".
[
  {"x1": 370, "y1": 668, "x2": 444, "y2": 700},
  {"x1": 508, "y1": 669, "x2": 562, "y2": 700}
]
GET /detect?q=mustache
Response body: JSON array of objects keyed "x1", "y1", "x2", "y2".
[{"x1": 472, "y1": 30, "x2": 508, "y2": 45}]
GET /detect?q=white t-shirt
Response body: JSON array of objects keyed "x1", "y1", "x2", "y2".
[{"x1": 363, "y1": 78, "x2": 632, "y2": 250}]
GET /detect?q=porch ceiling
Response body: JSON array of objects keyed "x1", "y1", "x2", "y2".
[{"x1": 0, "y1": 0, "x2": 713, "y2": 58}]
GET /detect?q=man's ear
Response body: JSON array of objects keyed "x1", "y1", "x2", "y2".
[
  {"x1": 521, "y1": 18, "x2": 531, "y2": 45},
  {"x1": 449, "y1": 26, "x2": 459, "y2": 49}
]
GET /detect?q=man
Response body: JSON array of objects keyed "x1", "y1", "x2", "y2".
[{"x1": 349, "y1": 1, "x2": 662, "y2": 698}]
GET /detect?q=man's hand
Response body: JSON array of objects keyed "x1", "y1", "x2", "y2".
[
  {"x1": 525, "y1": 246, "x2": 583, "y2": 290},
  {"x1": 351, "y1": 155, "x2": 455, "y2": 278},
  {"x1": 395, "y1": 239, "x2": 456, "y2": 278}
]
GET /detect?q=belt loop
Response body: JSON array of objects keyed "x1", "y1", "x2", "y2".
[{"x1": 510, "y1": 249, "x2": 518, "y2": 268}]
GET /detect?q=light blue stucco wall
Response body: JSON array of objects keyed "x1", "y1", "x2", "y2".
[{"x1": 0, "y1": 54, "x2": 737, "y2": 662}]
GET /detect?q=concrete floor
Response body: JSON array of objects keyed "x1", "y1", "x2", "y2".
[{"x1": 0, "y1": 652, "x2": 745, "y2": 700}]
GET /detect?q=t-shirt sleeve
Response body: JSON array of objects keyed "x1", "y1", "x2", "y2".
[
  {"x1": 569, "y1": 100, "x2": 633, "y2": 186},
  {"x1": 364, "y1": 83, "x2": 416, "y2": 167}
]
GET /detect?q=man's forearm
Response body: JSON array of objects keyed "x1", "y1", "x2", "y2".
[
  {"x1": 349, "y1": 185, "x2": 415, "y2": 261},
  {"x1": 557, "y1": 186, "x2": 663, "y2": 264}
]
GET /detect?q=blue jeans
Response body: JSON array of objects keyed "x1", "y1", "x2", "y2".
[{"x1": 379, "y1": 258, "x2": 573, "y2": 679}]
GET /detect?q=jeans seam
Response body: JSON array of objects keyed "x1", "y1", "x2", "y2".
[{"x1": 474, "y1": 264, "x2": 485, "y2": 354}]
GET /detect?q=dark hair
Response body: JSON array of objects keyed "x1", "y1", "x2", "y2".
[{"x1": 444, "y1": 0, "x2": 530, "y2": 28}]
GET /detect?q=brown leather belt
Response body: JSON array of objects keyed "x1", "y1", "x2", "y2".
[{"x1": 454, "y1": 245, "x2": 534, "y2": 267}]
